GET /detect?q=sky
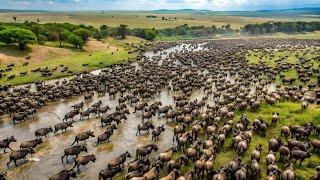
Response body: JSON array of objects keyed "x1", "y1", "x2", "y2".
[{"x1": 1, "y1": 0, "x2": 320, "y2": 11}]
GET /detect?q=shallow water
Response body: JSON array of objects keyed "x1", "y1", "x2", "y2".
[
  {"x1": 0, "y1": 43, "x2": 209, "y2": 180},
  {"x1": 0, "y1": 42, "x2": 278, "y2": 180}
]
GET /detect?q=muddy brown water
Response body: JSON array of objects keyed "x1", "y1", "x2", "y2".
[{"x1": 0, "y1": 44, "x2": 211, "y2": 180}]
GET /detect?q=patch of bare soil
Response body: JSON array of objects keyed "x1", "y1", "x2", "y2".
[
  {"x1": 0, "y1": 45, "x2": 72, "y2": 65},
  {"x1": 84, "y1": 39, "x2": 117, "y2": 52}
]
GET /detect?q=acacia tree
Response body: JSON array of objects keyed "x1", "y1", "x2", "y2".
[
  {"x1": 49, "y1": 27, "x2": 69, "y2": 47},
  {"x1": 116, "y1": 24, "x2": 129, "y2": 39},
  {"x1": 73, "y1": 28, "x2": 93, "y2": 42},
  {"x1": 0, "y1": 28, "x2": 37, "y2": 50},
  {"x1": 67, "y1": 34, "x2": 84, "y2": 49}
]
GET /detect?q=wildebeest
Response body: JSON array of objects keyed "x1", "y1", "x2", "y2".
[
  {"x1": 35, "y1": 127, "x2": 53, "y2": 139},
  {"x1": 7, "y1": 148, "x2": 35, "y2": 166},
  {"x1": 70, "y1": 130, "x2": 95, "y2": 145},
  {"x1": 136, "y1": 144, "x2": 158, "y2": 159},
  {"x1": 12, "y1": 112, "x2": 28, "y2": 124},
  {"x1": 73, "y1": 154, "x2": 96, "y2": 171},
  {"x1": 152, "y1": 125, "x2": 165, "y2": 141},
  {"x1": 108, "y1": 151, "x2": 131, "y2": 168},
  {"x1": 49, "y1": 169, "x2": 77, "y2": 180},
  {"x1": 20, "y1": 139, "x2": 43, "y2": 149},
  {"x1": 137, "y1": 122, "x2": 155, "y2": 135},
  {"x1": 61, "y1": 145, "x2": 88, "y2": 162},
  {"x1": 54, "y1": 122, "x2": 73, "y2": 134},
  {"x1": 0, "y1": 136, "x2": 17, "y2": 153},
  {"x1": 63, "y1": 110, "x2": 79, "y2": 122}
]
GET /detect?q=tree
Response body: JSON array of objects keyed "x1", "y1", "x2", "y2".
[
  {"x1": 37, "y1": 35, "x2": 47, "y2": 45},
  {"x1": 116, "y1": 24, "x2": 129, "y2": 39},
  {"x1": 67, "y1": 34, "x2": 84, "y2": 49},
  {"x1": 48, "y1": 27, "x2": 69, "y2": 47},
  {"x1": 0, "y1": 28, "x2": 37, "y2": 50},
  {"x1": 30, "y1": 24, "x2": 45, "y2": 37},
  {"x1": 73, "y1": 28, "x2": 93, "y2": 42},
  {"x1": 144, "y1": 29, "x2": 156, "y2": 41}
]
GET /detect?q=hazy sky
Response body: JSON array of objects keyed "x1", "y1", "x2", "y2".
[{"x1": 1, "y1": 0, "x2": 320, "y2": 11}]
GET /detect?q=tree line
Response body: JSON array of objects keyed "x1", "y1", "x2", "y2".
[
  {"x1": 1, "y1": 20, "x2": 320, "y2": 50},
  {"x1": 243, "y1": 21, "x2": 320, "y2": 35}
]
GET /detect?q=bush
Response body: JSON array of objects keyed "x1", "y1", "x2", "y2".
[
  {"x1": 37, "y1": 35, "x2": 47, "y2": 45},
  {"x1": 68, "y1": 34, "x2": 84, "y2": 49},
  {"x1": 0, "y1": 28, "x2": 37, "y2": 50},
  {"x1": 73, "y1": 28, "x2": 93, "y2": 42},
  {"x1": 145, "y1": 29, "x2": 156, "y2": 41}
]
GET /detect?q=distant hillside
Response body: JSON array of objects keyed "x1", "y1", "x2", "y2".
[{"x1": 0, "y1": 9, "x2": 48, "y2": 13}]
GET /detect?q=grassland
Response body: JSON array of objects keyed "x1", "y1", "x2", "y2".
[
  {"x1": 0, "y1": 36, "x2": 144, "y2": 85},
  {"x1": 246, "y1": 45, "x2": 320, "y2": 85},
  {"x1": 165, "y1": 102, "x2": 320, "y2": 179},
  {"x1": 1, "y1": 10, "x2": 318, "y2": 30}
]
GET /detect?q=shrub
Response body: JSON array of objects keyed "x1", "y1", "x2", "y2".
[{"x1": 0, "y1": 28, "x2": 37, "y2": 50}]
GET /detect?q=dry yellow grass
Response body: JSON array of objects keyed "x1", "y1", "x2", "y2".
[{"x1": 0, "y1": 11, "x2": 275, "y2": 29}]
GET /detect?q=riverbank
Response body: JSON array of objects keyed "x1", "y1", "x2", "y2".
[{"x1": 0, "y1": 36, "x2": 145, "y2": 85}]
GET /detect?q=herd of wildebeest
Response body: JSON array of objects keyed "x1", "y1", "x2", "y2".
[{"x1": 0, "y1": 37, "x2": 320, "y2": 180}]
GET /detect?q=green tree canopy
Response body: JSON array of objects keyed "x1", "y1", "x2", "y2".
[
  {"x1": 73, "y1": 28, "x2": 93, "y2": 42},
  {"x1": 144, "y1": 29, "x2": 156, "y2": 41},
  {"x1": 67, "y1": 33, "x2": 84, "y2": 49},
  {"x1": 116, "y1": 24, "x2": 129, "y2": 39},
  {"x1": 0, "y1": 28, "x2": 37, "y2": 50}
]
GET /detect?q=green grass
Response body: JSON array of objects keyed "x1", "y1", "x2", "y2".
[
  {"x1": 0, "y1": 37, "x2": 141, "y2": 85},
  {"x1": 170, "y1": 102, "x2": 320, "y2": 179},
  {"x1": 246, "y1": 46, "x2": 320, "y2": 86}
]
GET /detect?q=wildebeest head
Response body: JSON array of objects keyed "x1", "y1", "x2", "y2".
[
  {"x1": 87, "y1": 130, "x2": 95, "y2": 137},
  {"x1": 9, "y1": 136, "x2": 17, "y2": 142},
  {"x1": 81, "y1": 145, "x2": 88, "y2": 152},
  {"x1": 125, "y1": 151, "x2": 132, "y2": 158},
  {"x1": 66, "y1": 122, "x2": 73, "y2": 127}
]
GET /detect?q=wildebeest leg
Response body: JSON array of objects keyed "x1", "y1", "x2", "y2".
[
  {"x1": 14, "y1": 159, "x2": 18, "y2": 166},
  {"x1": 3, "y1": 147, "x2": 7, "y2": 153},
  {"x1": 61, "y1": 155, "x2": 66, "y2": 162},
  {"x1": 7, "y1": 158, "x2": 12, "y2": 166},
  {"x1": 71, "y1": 139, "x2": 78, "y2": 146}
]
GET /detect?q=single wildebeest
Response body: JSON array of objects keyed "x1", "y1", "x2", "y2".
[
  {"x1": 12, "y1": 112, "x2": 28, "y2": 124},
  {"x1": 80, "y1": 108, "x2": 93, "y2": 120},
  {"x1": 49, "y1": 169, "x2": 77, "y2": 180},
  {"x1": 61, "y1": 145, "x2": 88, "y2": 162},
  {"x1": 71, "y1": 130, "x2": 95, "y2": 145},
  {"x1": 95, "y1": 124, "x2": 117, "y2": 145},
  {"x1": 0, "y1": 136, "x2": 17, "y2": 153},
  {"x1": 152, "y1": 125, "x2": 165, "y2": 142},
  {"x1": 7, "y1": 148, "x2": 35, "y2": 167},
  {"x1": 72, "y1": 102, "x2": 84, "y2": 110},
  {"x1": 73, "y1": 154, "x2": 96, "y2": 171},
  {"x1": 136, "y1": 122, "x2": 155, "y2": 135},
  {"x1": 107, "y1": 151, "x2": 131, "y2": 168},
  {"x1": 136, "y1": 144, "x2": 158, "y2": 159},
  {"x1": 289, "y1": 148, "x2": 311, "y2": 165},
  {"x1": 63, "y1": 110, "x2": 79, "y2": 122},
  {"x1": 35, "y1": 127, "x2": 53, "y2": 139},
  {"x1": 99, "y1": 166, "x2": 122, "y2": 180},
  {"x1": 54, "y1": 122, "x2": 73, "y2": 134},
  {"x1": 20, "y1": 139, "x2": 43, "y2": 149}
]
